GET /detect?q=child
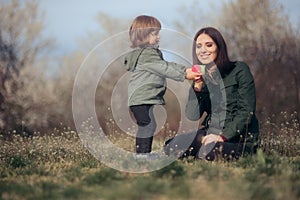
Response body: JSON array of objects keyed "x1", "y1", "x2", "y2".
[{"x1": 124, "y1": 15, "x2": 200, "y2": 158}]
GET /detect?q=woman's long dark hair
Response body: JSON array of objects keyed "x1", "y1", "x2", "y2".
[{"x1": 192, "y1": 27, "x2": 235, "y2": 76}]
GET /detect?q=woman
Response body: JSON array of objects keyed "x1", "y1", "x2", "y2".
[{"x1": 164, "y1": 27, "x2": 259, "y2": 161}]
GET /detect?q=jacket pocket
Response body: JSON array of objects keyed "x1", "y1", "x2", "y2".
[
  {"x1": 222, "y1": 79, "x2": 238, "y2": 93},
  {"x1": 221, "y1": 79, "x2": 238, "y2": 109},
  {"x1": 222, "y1": 78, "x2": 238, "y2": 89}
]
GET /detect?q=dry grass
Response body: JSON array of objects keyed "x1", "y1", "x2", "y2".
[{"x1": 0, "y1": 112, "x2": 299, "y2": 200}]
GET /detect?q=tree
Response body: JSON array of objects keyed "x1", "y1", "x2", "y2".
[
  {"x1": 217, "y1": 0, "x2": 300, "y2": 122},
  {"x1": 51, "y1": 13, "x2": 130, "y2": 133},
  {"x1": 0, "y1": 0, "x2": 51, "y2": 133}
]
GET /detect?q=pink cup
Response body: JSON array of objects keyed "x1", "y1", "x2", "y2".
[{"x1": 192, "y1": 65, "x2": 206, "y2": 75}]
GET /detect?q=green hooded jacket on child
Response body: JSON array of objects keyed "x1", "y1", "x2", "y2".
[{"x1": 124, "y1": 45, "x2": 187, "y2": 106}]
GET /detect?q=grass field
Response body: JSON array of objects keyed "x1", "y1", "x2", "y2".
[{"x1": 0, "y1": 112, "x2": 299, "y2": 200}]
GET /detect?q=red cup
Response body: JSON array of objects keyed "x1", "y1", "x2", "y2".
[{"x1": 192, "y1": 65, "x2": 206, "y2": 75}]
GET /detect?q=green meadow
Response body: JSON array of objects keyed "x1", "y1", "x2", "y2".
[{"x1": 1, "y1": 113, "x2": 299, "y2": 200}]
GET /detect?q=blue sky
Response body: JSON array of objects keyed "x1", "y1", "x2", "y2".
[{"x1": 39, "y1": 0, "x2": 300, "y2": 55}]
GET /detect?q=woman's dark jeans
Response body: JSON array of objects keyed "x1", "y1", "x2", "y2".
[{"x1": 164, "y1": 129, "x2": 254, "y2": 161}]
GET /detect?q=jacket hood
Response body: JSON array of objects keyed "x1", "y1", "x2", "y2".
[{"x1": 124, "y1": 48, "x2": 144, "y2": 72}]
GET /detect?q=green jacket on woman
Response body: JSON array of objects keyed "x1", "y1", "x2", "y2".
[{"x1": 186, "y1": 61, "x2": 259, "y2": 150}]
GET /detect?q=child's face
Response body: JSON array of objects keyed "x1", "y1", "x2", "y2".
[{"x1": 148, "y1": 30, "x2": 160, "y2": 45}]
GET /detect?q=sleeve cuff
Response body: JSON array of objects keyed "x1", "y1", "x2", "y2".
[{"x1": 220, "y1": 135, "x2": 228, "y2": 142}]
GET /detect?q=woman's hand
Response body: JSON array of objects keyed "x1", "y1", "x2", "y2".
[
  {"x1": 201, "y1": 134, "x2": 225, "y2": 146},
  {"x1": 194, "y1": 79, "x2": 204, "y2": 91}
]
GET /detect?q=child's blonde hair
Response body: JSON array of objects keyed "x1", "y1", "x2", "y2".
[{"x1": 129, "y1": 15, "x2": 161, "y2": 48}]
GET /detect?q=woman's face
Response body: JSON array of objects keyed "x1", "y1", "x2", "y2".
[{"x1": 195, "y1": 33, "x2": 218, "y2": 65}]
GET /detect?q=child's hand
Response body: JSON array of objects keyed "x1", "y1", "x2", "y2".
[{"x1": 185, "y1": 68, "x2": 201, "y2": 80}]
